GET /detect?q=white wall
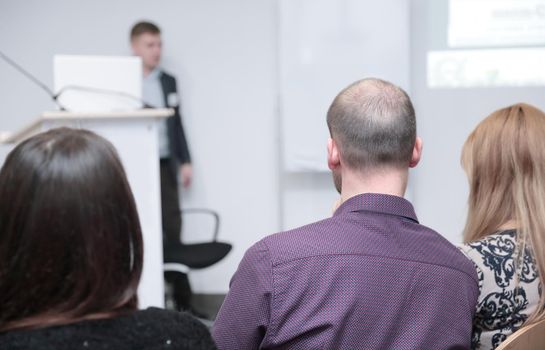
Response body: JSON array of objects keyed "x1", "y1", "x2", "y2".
[{"x1": 0, "y1": 0, "x2": 280, "y2": 294}]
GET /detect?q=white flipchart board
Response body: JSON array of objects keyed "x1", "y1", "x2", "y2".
[{"x1": 279, "y1": 0, "x2": 410, "y2": 172}]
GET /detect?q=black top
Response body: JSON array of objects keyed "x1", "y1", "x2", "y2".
[
  {"x1": 159, "y1": 71, "x2": 191, "y2": 181},
  {"x1": 0, "y1": 308, "x2": 216, "y2": 350}
]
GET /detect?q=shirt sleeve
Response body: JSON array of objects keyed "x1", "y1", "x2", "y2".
[
  {"x1": 456, "y1": 244, "x2": 484, "y2": 296},
  {"x1": 212, "y1": 240, "x2": 273, "y2": 350}
]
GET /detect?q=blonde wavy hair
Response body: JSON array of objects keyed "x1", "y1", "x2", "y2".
[{"x1": 462, "y1": 103, "x2": 545, "y2": 324}]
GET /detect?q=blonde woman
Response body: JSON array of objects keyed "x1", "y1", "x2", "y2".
[{"x1": 458, "y1": 103, "x2": 545, "y2": 350}]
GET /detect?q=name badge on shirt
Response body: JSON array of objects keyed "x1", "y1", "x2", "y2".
[{"x1": 167, "y1": 92, "x2": 179, "y2": 107}]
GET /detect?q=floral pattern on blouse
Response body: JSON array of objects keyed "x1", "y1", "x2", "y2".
[{"x1": 458, "y1": 230, "x2": 541, "y2": 350}]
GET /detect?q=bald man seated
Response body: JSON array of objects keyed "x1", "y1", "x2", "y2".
[{"x1": 212, "y1": 78, "x2": 479, "y2": 350}]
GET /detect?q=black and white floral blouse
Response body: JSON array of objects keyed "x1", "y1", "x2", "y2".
[{"x1": 458, "y1": 230, "x2": 541, "y2": 350}]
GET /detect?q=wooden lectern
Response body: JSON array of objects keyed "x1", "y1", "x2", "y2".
[{"x1": 0, "y1": 108, "x2": 173, "y2": 309}]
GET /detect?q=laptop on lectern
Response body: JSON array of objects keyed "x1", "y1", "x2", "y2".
[{"x1": 53, "y1": 55, "x2": 143, "y2": 112}]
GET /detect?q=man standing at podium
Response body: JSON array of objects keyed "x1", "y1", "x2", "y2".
[{"x1": 130, "y1": 21, "x2": 193, "y2": 311}]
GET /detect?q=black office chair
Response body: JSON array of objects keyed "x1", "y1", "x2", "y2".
[{"x1": 163, "y1": 208, "x2": 232, "y2": 314}]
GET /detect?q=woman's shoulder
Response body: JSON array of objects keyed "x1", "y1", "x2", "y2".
[
  {"x1": 134, "y1": 307, "x2": 211, "y2": 334},
  {"x1": 458, "y1": 231, "x2": 541, "y2": 349},
  {"x1": 123, "y1": 308, "x2": 216, "y2": 349},
  {"x1": 458, "y1": 230, "x2": 517, "y2": 261},
  {"x1": 0, "y1": 308, "x2": 216, "y2": 350},
  {"x1": 456, "y1": 230, "x2": 521, "y2": 295},
  {"x1": 458, "y1": 228, "x2": 539, "y2": 305}
]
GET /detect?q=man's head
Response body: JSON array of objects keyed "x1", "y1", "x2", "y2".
[
  {"x1": 326, "y1": 78, "x2": 421, "y2": 193},
  {"x1": 130, "y1": 21, "x2": 162, "y2": 73}
]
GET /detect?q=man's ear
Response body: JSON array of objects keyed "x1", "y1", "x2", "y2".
[
  {"x1": 409, "y1": 137, "x2": 423, "y2": 168},
  {"x1": 130, "y1": 38, "x2": 139, "y2": 54},
  {"x1": 327, "y1": 138, "x2": 341, "y2": 170}
]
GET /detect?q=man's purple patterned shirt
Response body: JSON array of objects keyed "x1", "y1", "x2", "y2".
[{"x1": 213, "y1": 193, "x2": 478, "y2": 349}]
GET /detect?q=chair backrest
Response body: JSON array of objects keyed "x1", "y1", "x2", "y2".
[
  {"x1": 496, "y1": 318, "x2": 545, "y2": 350},
  {"x1": 163, "y1": 208, "x2": 231, "y2": 268}
]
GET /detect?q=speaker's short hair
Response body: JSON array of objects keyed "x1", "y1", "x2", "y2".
[{"x1": 130, "y1": 21, "x2": 161, "y2": 41}]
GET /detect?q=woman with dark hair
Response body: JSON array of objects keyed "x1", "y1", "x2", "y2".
[
  {"x1": 459, "y1": 103, "x2": 545, "y2": 349},
  {"x1": 0, "y1": 127, "x2": 216, "y2": 349}
]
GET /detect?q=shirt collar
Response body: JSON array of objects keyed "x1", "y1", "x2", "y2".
[
  {"x1": 145, "y1": 67, "x2": 162, "y2": 81},
  {"x1": 333, "y1": 193, "x2": 418, "y2": 223}
]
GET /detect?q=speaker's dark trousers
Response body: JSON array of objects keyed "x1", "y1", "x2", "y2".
[{"x1": 160, "y1": 159, "x2": 192, "y2": 311}]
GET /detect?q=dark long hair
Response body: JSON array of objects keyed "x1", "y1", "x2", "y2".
[{"x1": 0, "y1": 127, "x2": 143, "y2": 332}]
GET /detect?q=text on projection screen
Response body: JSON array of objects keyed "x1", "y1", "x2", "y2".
[{"x1": 428, "y1": 0, "x2": 545, "y2": 88}]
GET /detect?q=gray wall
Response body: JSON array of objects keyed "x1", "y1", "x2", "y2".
[
  {"x1": 410, "y1": 0, "x2": 545, "y2": 242},
  {"x1": 1, "y1": 0, "x2": 544, "y2": 293},
  {"x1": 0, "y1": 0, "x2": 280, "y2": 294}
]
